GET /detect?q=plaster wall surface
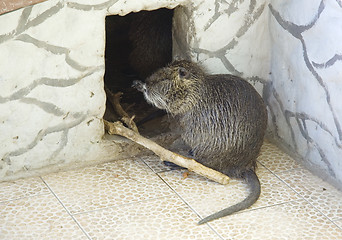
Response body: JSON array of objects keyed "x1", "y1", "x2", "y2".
[{"x1": 0, "y1": 0, "x2": 188, "y2": 181}]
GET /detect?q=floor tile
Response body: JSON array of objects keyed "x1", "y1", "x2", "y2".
[
  {"x1": 0, "y1": 177, "x2": 50, "y2": 202},
  {"x1": 42, "y1": 159, "x2": 174, "y2": 214},
  {"x1": 75, "y1": 195, "x2": 222, "y2": 240},
  {"x1": 2, "y1": 138, "x2": 342, "y2": 239},
  {"x1": 334, "y1": 219, "x2": 342, "y2": 229},
  {"x1": 0, "y1": 194, "x2": 87, "y2": 240},
  {"x1": 258, "y1": 140, "x2": 301, "y2": 173},
  {"x1": 277, "y1": 168, "x2": 342, "y2": 221},
  {"x1": 207, "y1": 200, "x2": 342, "y2": 240},
  {"x1": 158, "y1": 164, "x2": 301, "y2": 220}
]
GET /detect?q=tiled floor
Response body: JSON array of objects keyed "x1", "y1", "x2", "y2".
[{"x1": 1, "y1": 140, "x2": 342, "y2": 240}]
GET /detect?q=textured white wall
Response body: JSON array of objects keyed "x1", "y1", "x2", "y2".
[
  {"x1": 0, "y1": 0, "x2": 188, "y2": 181},
  {"x1": 268, "y1": 0, "x2": 342, "y2": 188}
]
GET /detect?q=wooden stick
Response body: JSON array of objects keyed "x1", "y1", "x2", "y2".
[
  {"x1": 104, "y1": 120, "x2": 229, "y2": 185},
  {"x1": 105, "y1": 87, "x2": 139, "y2": 133}
]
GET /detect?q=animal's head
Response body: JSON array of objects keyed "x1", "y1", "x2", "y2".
[{"x1": 137, "y1": 60, "x2": 205, "y2": 115}]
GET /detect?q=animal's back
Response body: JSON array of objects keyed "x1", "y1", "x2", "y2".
[{"x1": 179, "y1": 74, "x2": 267, "y2": 177}]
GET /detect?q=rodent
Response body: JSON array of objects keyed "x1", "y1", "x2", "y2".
[{"x1": 133, "y1": 60, "x2": 267, "y2": 224}]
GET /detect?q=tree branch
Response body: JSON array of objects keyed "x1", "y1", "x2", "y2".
[
  {"x1": 104, "y1": 120, "x2": 229, "y2": 185},
  {"x1": 105, "y1": 87, "x2": 139, "y2": 133}
]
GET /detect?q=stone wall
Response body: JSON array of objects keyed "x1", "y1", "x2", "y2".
[{"x1": 1, "y1": 0, "x2": 342, "y2": 189}]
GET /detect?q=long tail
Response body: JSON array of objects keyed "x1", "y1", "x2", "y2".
[{"x1": 198, "y1": 170, "x2": 260, "y2": 225}]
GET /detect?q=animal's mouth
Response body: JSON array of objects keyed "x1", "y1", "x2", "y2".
[
  {"x1": 143, "y1": 90, "x2": 167, "y2": 111},
  {"x1": 131, "y1": 80, "x2": 165, "y2": 110}
]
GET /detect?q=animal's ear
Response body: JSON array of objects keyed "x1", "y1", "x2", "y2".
[{"x1": 178, "y1": 67, "x2": 190, "y2": 79}]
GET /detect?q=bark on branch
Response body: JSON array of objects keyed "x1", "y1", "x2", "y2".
[
  {"x1": 105, "y1": 87, "x2": 139, "y2": 133},
  {"x1": 104, "y1": 120, "x2": 229, "y2": 185}
]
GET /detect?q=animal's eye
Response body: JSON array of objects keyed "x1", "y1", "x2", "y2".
[{"x1": 178, "y1": 67, "x2": 189, "y2": 79}]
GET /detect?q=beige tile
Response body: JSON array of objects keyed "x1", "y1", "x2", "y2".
[
  {"x1": 0, "y1": 194, "x2": 86, "y2": 240},
  {"x1": 158, "y1": 164, "x2": 301, "y2": 220},
  {"x1": 277, "y1": 168, "x2": 342, "y2": 221},
  {"x1": 42, "y1": 159, "x2": 174, "y2": 214},
  {"x1": 2, "y1": 138, "x2": 340, "y2": 240},
  {"x1": 334, "y1": 219, "x2": 342, "y2": 229},
  {"x1": 75, "y1": 195, "x2": 222, "y2": 240},
  {"x1": 258, "y1": 140, "x2": 301, "y2": 173},
  {"x1": 208, "y1": 200, "x2": 342, "y2": 240},
  {"x1": 0, "y1": 177, "x2": 50, "y2": 202}
]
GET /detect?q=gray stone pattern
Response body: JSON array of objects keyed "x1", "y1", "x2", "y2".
[
  {"x1": 0, "y1": 0, "x2": 185, "y2": 180},
  {"x1": 268, "y1": 1, "x2": 342, "y2": 179},
  {"x1": 0, "y1": 0, "x2": 116, "y2": 179}
]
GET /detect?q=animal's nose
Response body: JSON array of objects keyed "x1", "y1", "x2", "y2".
[{"x1": 132, "y1": 80, "x2": 146, "y2": 92}]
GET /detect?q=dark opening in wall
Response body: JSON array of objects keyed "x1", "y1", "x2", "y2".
[{"x1": 103, "y1": 8, "x2": 173, "y2": 132}]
